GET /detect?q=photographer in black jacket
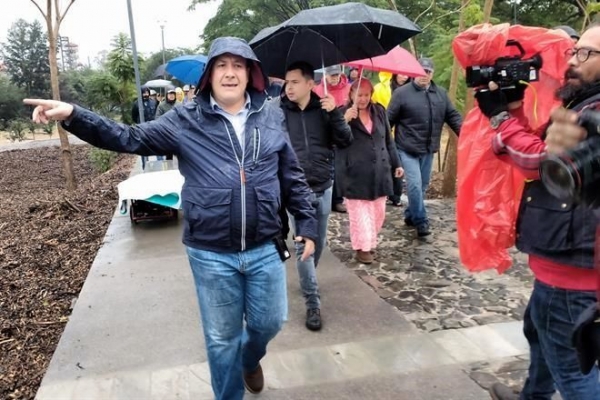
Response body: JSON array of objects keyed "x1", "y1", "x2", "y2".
[{"x1": 474, "y1": 23, "x2": 600, "y2": 400}]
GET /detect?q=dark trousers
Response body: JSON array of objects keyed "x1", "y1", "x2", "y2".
[
  {"x1": 331, "y1": 150, "x2": 343, "y2": 208},
  {"x1": 389, "y1": 176, "x2": 403, "y2": 204},
  {"x1": 521, "y1": 279, "x2": 600, "y2": 399}
]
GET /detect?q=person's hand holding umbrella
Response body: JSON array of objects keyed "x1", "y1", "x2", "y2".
[
  {"x1": 344, "y1": 106, "x2": 358, "y2": 123},
  {"x1": 320, "y1": 94, "x2": 337, "y2": 112}
]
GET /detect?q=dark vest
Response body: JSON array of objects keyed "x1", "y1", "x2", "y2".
[{"x1": 516, "y1": 92, "x2": 600, "y2": 269}]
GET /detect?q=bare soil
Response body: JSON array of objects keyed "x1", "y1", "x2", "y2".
[{"x1": 0, "y1": 145, "x2": 133, "y2": 399}]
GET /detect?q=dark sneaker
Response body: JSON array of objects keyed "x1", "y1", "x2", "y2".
[
  {"x1": 489, "y1": 383, "x2": 520, "y2": 400},
  {"x1": 404, "y1": 217, "x2": 414, "y2": 227},
  {"x1": 387, "y1": 198, "x2": 402, "y2": 207},
  {"x1": 306, "y1": 308, "x2": 322, "y2": 331},
  {"x1": 243, "y1": 364, "x2": 264, "y2": 394},
  {"x1": 417, "y1": 223, "x2": 431, "y2": 237}
]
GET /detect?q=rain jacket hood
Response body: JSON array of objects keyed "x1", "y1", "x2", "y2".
[
  {"x1": 372, "y1": 72, "x2": 393, "y2": 108},
  {"x1": 197, "y1": 37, "x2": 269, "y2": 94}
]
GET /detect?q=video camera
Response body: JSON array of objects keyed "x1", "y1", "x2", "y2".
[
  {"x1": 540, "y1": 110, "x2": 600, "y2": 207},
  {"x1": 465, "y1": 40, "x2": 544, "y2": 88}
]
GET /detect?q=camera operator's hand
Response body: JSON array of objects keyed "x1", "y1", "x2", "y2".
[
  {"x1": 503, "y1": 82, "x2": 528, "y2": 107},
  {"x1": 475, "y1": 82, "x2": 528, "y2": 119},
  {"x1": 545, "y1": 108, "x2": 587, "y2": 155},
  {"x1": 474, "y1": 82, "x2": 509, "y2": 118}
]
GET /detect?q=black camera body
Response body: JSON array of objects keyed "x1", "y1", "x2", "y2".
[
  {"x1": 466, "y1": 40, "x2": 544, "y2": 88},
  {"x1": 540, "y1": 110, "x2": 600, "y2": 206}
]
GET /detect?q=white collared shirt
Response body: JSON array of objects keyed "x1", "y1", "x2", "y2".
[{"x1": 210, "y1": 93, "x2": 251, "y2": 146}]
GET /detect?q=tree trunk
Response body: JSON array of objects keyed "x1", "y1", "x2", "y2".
[
  {"x1": 387, "y1": 0, "x2": 418, "y2": 55},
  {"x1": 483, "y1": 0, "x2": 494, "y2": 22},
  {"x1": 48, "y1": 29, "x2": 76, "y2": 190},
  {"x1": 440, "y1": 0, "x2": 471, "y2": 197},
  {"x1": 47, "y1": 20, "x2": 76, "y2": 190}
]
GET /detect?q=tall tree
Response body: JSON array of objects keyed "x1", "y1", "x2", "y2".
[
  {"x1": 84, "y1": 71, "x2": 122, "y2": 117},
  {"x1": 441, "y1": 0, "x2": 471, "y2": 197},
  {"x1": 106, "y1": 33, "x2": 141, "y2": 124},
  {"x1": 0, "y1": 75, "x2": 27, "y2": 126},
  {"x1": 29, "y1": 0, "x2": 77, "y2": 191},
  {"x1": 1, "y1": 19, "x2": 51, "y2": 98},
  {"x1": 191, "y1": 0, "x2": 390, "y2": 51}
]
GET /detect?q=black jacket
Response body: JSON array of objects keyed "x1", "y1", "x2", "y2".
[
  {"x1": 516, "y1": 91, "x2": 600, "y2": 269},
  {"x1": 279, "y1": 92, "x2": 353, "y2": 193},
  {"x1": 387, "y1": 80, "x2": 462, "y2": 155},
  {"x1": 336, "y1": 103, "x2": 401, "y2": 200},
  {"x1": 132, "y1": 98, "x2": 158, "y2": 124}
]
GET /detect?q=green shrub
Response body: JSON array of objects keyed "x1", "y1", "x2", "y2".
[
  {"x1": 6, "y1": 119, "x2": 28, "y2": 142},
  {"x1": 42, "y1": 123, "x2": 54, "y2": 136},
  {"x1": 88, "y1": 148, "x2": 118, "y2": 173}
]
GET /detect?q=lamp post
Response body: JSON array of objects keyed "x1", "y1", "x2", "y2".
[
  {"x1": 510, "y1": 0, "x2": 520, "y2": 24},
  {"x1": 126, "y1": 0, "x2": 147, "y2": 168},
  {"x1": 158, "y1": 20, "x2": 167, "y2": 72}
]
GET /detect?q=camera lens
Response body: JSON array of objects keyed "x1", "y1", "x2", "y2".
[
  {"x1": 540, "y1": 136, "x2": 600, "y2": 205},
  {"x1": 540, "y1": 157, "x2": 577, "y2": 200}
]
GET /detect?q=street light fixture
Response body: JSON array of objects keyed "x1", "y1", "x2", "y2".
[{"x1": 158, "y1": 20, "x2": 167, "y2": 69}]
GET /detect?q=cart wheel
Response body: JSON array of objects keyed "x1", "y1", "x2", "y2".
[{"x1": 129, "y1": 208, "x2": 138, "y2": 224}]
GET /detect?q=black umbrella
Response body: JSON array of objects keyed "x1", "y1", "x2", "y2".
[
  {"x1": 249, "y1": 2, "x2": 421, "y2": 78},
  {"x1": 153, "y1": 63, "x2": 167, "y2": 78}
]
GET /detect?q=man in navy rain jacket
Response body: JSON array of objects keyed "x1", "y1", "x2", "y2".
[{"x1": 24, "y1": 37, "x2": 317, "y2": 400}]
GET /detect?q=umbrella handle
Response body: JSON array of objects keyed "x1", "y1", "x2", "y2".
[
  {"x1": 320, "y1": 48, "x2": 328, "y2": 97},
  {"x1": 353, "y1": 68, "x2": 364, "y2": 105}
]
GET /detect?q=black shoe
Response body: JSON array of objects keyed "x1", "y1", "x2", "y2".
[
  {"x1": 404, "y1": 217, "x2": 414, "y2": 227},
  {"x1": 417, "y1": 223, "x2": 431, "y2": 237},
  {"x1": 306, "y1": 308, "x2": 322, "y2": 331}
]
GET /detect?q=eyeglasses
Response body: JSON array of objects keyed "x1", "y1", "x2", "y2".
[
  {"x1": 424, "y1": 69, "x2": 433, "y2": 75},
  {"x1": 566, "y1": 47, "x2": 600, "y2": 63}
]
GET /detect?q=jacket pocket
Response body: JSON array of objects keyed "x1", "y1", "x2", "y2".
[
  {"x1": 517, "y1": 190, "x2": 572, "y2": 252},
  {"x1": 310, "y1": 157, "x2": 333, "y2": 185},
  {"x1": 254, "y1": 182, "x2": 281, "y2": 242},
  {"x1": 184, "y1": 187, "x2": 232, "y2": 247}
]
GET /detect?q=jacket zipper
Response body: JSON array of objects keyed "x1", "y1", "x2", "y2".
[
  {"x1": 223, "y1": 121, "x2": 247, "y2": 250},
  {"x1": 425, "y1": 90, "x2": 433, "y2": 152},
  {"x1": 301, "y1": 112, "x2": 311, "y2": 176},
  {"x1": 221, "y1": 102, "x2": 266, "y2": 252}
]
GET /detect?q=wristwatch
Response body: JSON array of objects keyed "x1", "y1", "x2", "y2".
[{"x1": 490, "y1": 111, "x2": 510, "y2": 129}]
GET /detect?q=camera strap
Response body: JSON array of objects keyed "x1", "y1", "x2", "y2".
[{"x1": 595, "y1": 225, "x2": 600, "y2": 310}]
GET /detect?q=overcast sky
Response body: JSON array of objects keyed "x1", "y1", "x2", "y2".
[{"x1": 0, "y1": 0, "x2": 222, "y2": 66}]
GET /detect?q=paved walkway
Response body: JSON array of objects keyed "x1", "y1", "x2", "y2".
[
  {"x1": 0, "y1": 135, "x2": 86, "y2": 153},
  {"x1": 36, "y1": 196, "x2": 533, "y2": 399}
]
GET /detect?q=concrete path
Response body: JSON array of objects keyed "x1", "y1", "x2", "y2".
[
  {"x1": 0, "y1": 136, "x2": 86, "y2": 152},
  {"x1": 35, "y1": 208, "x2": 530, "y2": 399}
]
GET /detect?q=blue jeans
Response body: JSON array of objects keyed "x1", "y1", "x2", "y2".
[
  {"x1": 288, "y1": 187, "x2": 332, "y2": 310},
  {"x1": 521, "y1": 280, "x2": 600, "y2": 400},
  {"x1": 399, "y1": 150, "x2": 434, "y2": 227},
  {"x1": 186, "y1": 243, "x2": 287, "y2": 400}
]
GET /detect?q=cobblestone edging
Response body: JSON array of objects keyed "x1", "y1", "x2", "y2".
[{"x1": 327, "y1": 199, "x2": 534, "y2": 332}]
